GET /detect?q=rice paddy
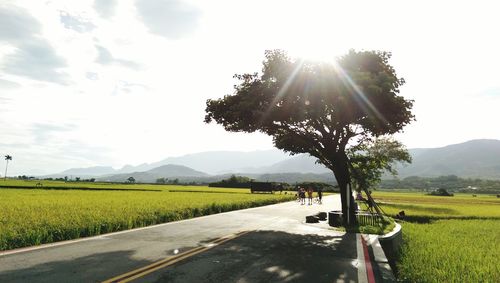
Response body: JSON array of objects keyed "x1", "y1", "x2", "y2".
[
  {"x1": 0, "y1": 180, "x2": 293, "y2": 251},
  {"x1": 372, "y1": 191, "x2": 500, "y2": 282}
]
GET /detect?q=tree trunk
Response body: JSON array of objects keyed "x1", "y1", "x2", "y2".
[
  {"x1": 4, "y1": 160, "x2": 8, "y2": 180},
  {"x1": 331, "y1": 152, "x2": 357, "y2": 226}
]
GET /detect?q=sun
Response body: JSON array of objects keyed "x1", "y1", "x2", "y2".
[{"x1": 287, "y1": 43, "x2": 345, "y2": 64}]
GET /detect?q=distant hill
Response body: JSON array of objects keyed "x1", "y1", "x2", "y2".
[
  {"x1": 395, "y1": 139, "x2": 500, "y2": 179},
  {"x1": 115, "y1": 150, "x2": 291, "y2": 174},
  {"x1": 258, "y1": 139, "x2": 500, "y2": 179},
  {"x1": 146, "y1": 164, "x2": 208, "y2": 177},
  {"x1": 42, "y1": 166, "x2": 116, "y2": 179},
  {"x1": 254, "y1": 154, "x2": 329, "y2": 174},
  {"x1": 60, "y1": 166, "x2": 116, "y2": 176},
  {"x1": 48, "y1": 149, "x2": 290, "y2": 177},
  {"x1": 50, "y1": 139, "x2": 500, "y2": 181},
  {"x1": 98, "y1": 164, "x2": 208, "y2": 183}
]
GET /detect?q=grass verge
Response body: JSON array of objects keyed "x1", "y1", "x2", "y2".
[
  {"x1": 336, "y1": 216, "x2": 395, "y2": 235},
  {"x1": 371, "y1": 191, "x2": 500, "y2": 282}
]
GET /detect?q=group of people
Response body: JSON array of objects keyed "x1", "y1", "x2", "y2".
[{"x1": 296, "y1": 187, "x2": 323, "y2": 205}]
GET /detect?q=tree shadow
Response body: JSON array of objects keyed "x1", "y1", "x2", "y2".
[
  {"x1": 153, "y1": 230, "x2": 361, "y2": 283},
  {"x1": 399, "y1": 215, "x2": 434, "y2": 224},
  {"x1": 0, "y1": 250, "x2": 152, "y2": 283},
  {"x1": 381, "y1": 202, "x2": 458, "y2": 215},
  {"x1": 399, "y1": 215, "x2": 500, "y2": 224},
  {"x1": 0, "y1": 231, "x2": 370, "y2": 283}
]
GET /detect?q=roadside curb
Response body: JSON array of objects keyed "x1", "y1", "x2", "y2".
[
  {"x1": 363, "y1": 234, "x2": 396, "y2": 282},
  {"x1": 378, "y1": 222, "x2": 402, "y2": 262},
  {"x1": 362, "y1": 222, "x2": 402, "y2": 282}
]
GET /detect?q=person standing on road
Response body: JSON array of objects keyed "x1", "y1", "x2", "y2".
[
  {"x1": 317, "y1": 187, "x2": 323, "y2": 204},
  {"x1": 299, "y1": 187, "x2": 305, "y2": 205},
  {"x1": 300, "y1": 187, "x2": 306, "y2": 205},
  {"x1": 307, "y1": 187, "x2": 313, "y2": 205}
]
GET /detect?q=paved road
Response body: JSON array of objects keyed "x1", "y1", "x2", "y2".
[{"x1": 0, "y1": 195, "x2": 375, "y2": 283}]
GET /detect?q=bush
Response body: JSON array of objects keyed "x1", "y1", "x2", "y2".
[
  {"x1": 208, "y1": 175, "x2": 252, "y2": 188},
  {"x1": 427, "y1": 188, "x2": 454, "y2": 196}
]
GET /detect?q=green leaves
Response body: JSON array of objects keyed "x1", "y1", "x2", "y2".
[
  {"x1": 349, "y1": 137, "x2": 411, "y2": 191},
  {"x1": 205, "y1": 49, "x2": 414, "y2": 161}
]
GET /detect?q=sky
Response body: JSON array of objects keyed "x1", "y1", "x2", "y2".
[{"x1": 1, "y1": 0, "x2": 499, "y2": 175}]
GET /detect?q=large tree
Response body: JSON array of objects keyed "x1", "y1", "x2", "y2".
[{"x1": 205, "y1": 50, "x2": 414, "y2": 225}]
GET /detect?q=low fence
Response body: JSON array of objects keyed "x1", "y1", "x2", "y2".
[
  {"x1": 328, "y1": 211, "x2": 384, "y2": 227},
  {"x1": 356, "y1": 212, "x2": 383, "y2": 226}
]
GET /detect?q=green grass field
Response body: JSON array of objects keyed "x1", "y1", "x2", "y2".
[
  {"x1": 371, "y1": 191, "x2": 500, "y2": 282},
  {"x1": 0, "y1": 179, "x2": 248, "y2": 193},
  {"x1": 0, "y1": 180, "x2": 293, "y2": 251}
]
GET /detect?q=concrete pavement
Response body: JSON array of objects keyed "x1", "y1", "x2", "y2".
[{"x1": 0, "y1": 195, "x2": 386, "y2": 282}]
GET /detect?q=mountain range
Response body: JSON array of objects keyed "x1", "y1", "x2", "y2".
[
  {"x1": 397, "y1": 139, "x2": 500, "y2": 179},
  {"x1": 98, "y1": 164, "x2": 209, "y2": 183},
  {"x1": 48, "y1": 139, "x2": 500, "y2": 182},
  {"x1": 55, "y1": 150, "x2": 292, "y2": 177}
]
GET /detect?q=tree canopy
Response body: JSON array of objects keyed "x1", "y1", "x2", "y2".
[
  {"x1": 349, "y1": 137, "x2": 412, "y2": 192},
  {"x1": 205, "y1": 49, "x2": 414, "y2": 225}
]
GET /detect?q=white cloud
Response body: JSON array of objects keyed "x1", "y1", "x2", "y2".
[
  {"x1": 59, "y1": 11, "x2": 96, "y2": 33},
  {"x1": 135, "y1": 0, "x2": 201, "y2": 39},
  {"x1": 0, "y1": 5, "x2": 69, "y2": 84},
  {"x1": 0, "y1": 0, "x2": 499, "y2": 175},
  {"x1": 0, "y1": 78, "x2": 20, "y2": 89},
  {"x1": 93, "y1": 0, "x2": 117, "y2": 18},
  {"x1": 94, "y1": 44, "x2": 140, "y2": 69}
]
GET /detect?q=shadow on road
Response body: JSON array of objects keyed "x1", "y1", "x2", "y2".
[
  {"x1": 0, "y1": 250, "x2": 152, "y2": 283},
  {"x1": 153, "y1": 230, "x2": 358, "y2": 283},
  {"x1": 0, "y1": 232, "x2": 360, "y2": 283}
]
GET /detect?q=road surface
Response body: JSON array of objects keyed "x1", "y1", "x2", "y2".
[{"x1": 0, "y1": 195, "x2": 381, "y2": 282}]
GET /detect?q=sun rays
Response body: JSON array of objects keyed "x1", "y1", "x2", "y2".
[
  {"x1": 257, "y1": 53, "x2": 389, "y2": 130},
  {"x1": 331, "y1": 61, "x2": 389, "y2": 126},
  {"x1": 258, "y1": 58, "x2": 306, "y2": 126}
]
